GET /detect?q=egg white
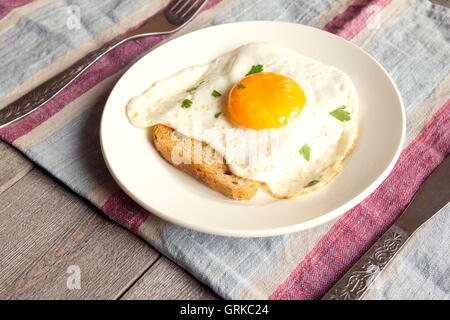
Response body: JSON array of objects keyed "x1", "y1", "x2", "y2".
[{"x1": 126, "y1": 42, "x2": 359, "y2": 198}]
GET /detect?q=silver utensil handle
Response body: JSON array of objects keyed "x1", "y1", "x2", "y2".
[
  {"x1": 0, "y1": 38, "x2": 125, "y2": 126},
  {"x1": 321, "y1": 224, "x2": 411, "y2": 300}
]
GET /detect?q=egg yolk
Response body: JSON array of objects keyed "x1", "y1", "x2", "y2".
[{"x1": 227, "y1": 72, "x2": 305, "y2": 129}]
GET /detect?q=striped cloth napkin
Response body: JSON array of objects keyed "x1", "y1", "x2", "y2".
[{"x1": 0, "y1": 0, "x2": 448, "y2": 299}]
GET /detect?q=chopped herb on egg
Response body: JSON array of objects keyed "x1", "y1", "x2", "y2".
[
  {"x1": 214, "y1": 112, "x2": 222, "y2": 118},
  {"x1": 181, "y1": 99, "x2": 192, "y2": 108},
  {"x1": 212, "y1": 90, "x2": 222, "y2": 97},
  {"x1": 246, "y1": 64, "x2": 264, "y2": 76},
  {"x1": 237, "y1": 83, "x2": 246, "y2": 89},
  {"x1": 330, "y1": 105, "x2": 351, "y2": 121},
  {"x1": 186, "y1": 80, "x2": 205, "y2": 93},
  {"x1": 305, "y1": 180, "x2": 319, "y2": 188},
  {"x1": 299, "y1": 144, "x2": 311, "y2": 161}
]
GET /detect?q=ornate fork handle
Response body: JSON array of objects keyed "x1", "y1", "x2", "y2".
[
  {"x1": 321, "y1": 224, "x2": 411, "y2": 300},
  {"x1": 1, "y1": 37, "x2": 127, "y2": 125}
]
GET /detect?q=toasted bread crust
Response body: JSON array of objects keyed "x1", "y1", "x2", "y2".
[{"x1": 152, "y1": 124, "x2": 259, "y2": 200}]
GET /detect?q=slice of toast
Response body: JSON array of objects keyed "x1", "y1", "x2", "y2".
[{"x1": 152, "y1": 124, "x2": 259, "y2": 200}]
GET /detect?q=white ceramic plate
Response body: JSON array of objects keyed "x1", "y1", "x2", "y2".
[{"x1": 100, "y1": 21, "x2": 405, "y2": 237}]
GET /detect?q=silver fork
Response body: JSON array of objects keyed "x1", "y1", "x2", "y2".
[{"x1": 0, "y1": 0, "x2": 208, "y2": 128}]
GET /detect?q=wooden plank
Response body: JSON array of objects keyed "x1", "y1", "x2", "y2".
[
  {"x1": 0, "y1": 167, "x2": 160, "y2": 299},
  {"x1": 121, "y1": 256, "x2": 219, "y2": 300},
  {"x1": 0, "y1": 141, "x2": 33, "y2": 194}
]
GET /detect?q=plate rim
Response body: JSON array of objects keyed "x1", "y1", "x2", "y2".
[{"x1": 100, "y1": 21, "x2": 406, "y2": 237}]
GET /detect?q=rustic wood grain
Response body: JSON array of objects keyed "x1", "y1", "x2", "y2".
[
  {"x1": 0, "y1": 167, "x2": 160, "y2": 299},
  {"x1": 0, "y1": 142, "x2": 33, "y2": 194},
  {"x1": 121, "y1": 256, "x2": 219, "y2": 300}
]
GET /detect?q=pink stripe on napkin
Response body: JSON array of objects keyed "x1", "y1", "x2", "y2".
[
  {"x1": 323, "y1": 0, "x2": 391, "y2": 40},
  {"x1": 101, "y1": 191, "x2": 150, "y2": 234},
  {"x1": 270, "y1": 101, "x2": 449, "y2": 300},
  {"x1": 0, "y1": 0, "x2": 33, "y2": 20}
]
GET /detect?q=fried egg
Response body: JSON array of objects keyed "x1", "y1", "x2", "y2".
[{"x1": 126, "y1": 42, "x2": 359, "y2": 198}]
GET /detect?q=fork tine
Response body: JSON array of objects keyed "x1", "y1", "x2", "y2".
[
  {"x1": 180, "y1": 0, "x2": 207, "y2": 19},
  {"x1": 164, "y1": 0, "x2": 207, "y2": 26},
  {"x1": 174, "y1": 0, "x2": 192, "y2": 15},
  {"x1": 169, "y1": 0, "x2": 184, "y2": 12}
]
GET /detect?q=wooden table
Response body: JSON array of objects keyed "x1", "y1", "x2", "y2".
[{"x1": 0, "y1": 141, "x2": 219, "y2": 299}]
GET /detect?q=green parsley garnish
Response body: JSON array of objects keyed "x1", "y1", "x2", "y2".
[
  {"x1": 214, "y1": 112, "x2": 222, "y2": 118},
  {"x1": 211, "y1": 90, "x2": 222, "y2": 97},
  {"x1": 305, "y1": 180, "x2": 320, "y2": 188},
  {"x1": 181, "y1": 99, "x2": 192, "y2": 108},
  {"x1": 237, "y1": 83, "x2": 246, "y2": 89},
  {"x1": 330, "y1": 105, "x2": 351, "y2": 121},
  {"x1": 186, "y1": 81, "x2": 204, "y2": 93},
  {"x1": 299, "y1": 144, "x2": 311, "y2": 161},
  {"x1": 246, "y1": 64, "x2": 264, "y2": 76}
]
